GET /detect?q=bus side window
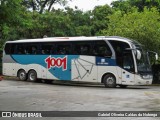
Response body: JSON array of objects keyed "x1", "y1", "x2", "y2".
[
  {"x1": 73, "y1": 43, "x2": 81, "y2": 55},
  {"x1": 24, "y1": 44, "x2": 38, "y2": 55},
  {"x1": 17, "y1": 47, "x2": 24, "y2": 54},
  {"x1": 50, "y1": 46, "x2": 55, "y2": 54},
  {"x1": 93, "y1": 41, "x2": 112, "y2": 57},
  {"x1": 31, "y1": 46, "x2": 37, "y2": 54},
  {"x1": 56, "y1": 43, "x2": 71, "y2": 55},
  {"x1": 80, "y1": 45, "x2": 90, "y2": 55},
  {"x1": 41, "y1": 45, "x2": 53, "y2": 54},
  {"x1": 73, "y1": 41, "x2": 109, "y2": 56},
  {"x1": 74, "y1": 42, "x2": 91, "y2": 55},
  {"x1": 4, "y1": 43, "x2": 13, "y2": 54},
  {"x1": 13, "y1": 44, "x2": 25, "y2": 54}
]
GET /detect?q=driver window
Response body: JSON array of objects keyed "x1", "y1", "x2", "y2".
[{"x1": 123, "y1": 52, "x2": 134, "y2": 72}]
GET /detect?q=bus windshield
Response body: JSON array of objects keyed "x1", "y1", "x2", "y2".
[
  {"x1": 136, "y1": 49, "x2": 151, "y2": 73},
  {"x1": 132, "y1": 43, "x2": 151, "y2": 73}
]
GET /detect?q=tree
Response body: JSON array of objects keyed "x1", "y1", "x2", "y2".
[
  {"x1": 64, "y1": 7, "x2": 92, "y2": 36},
  {"x1": 22, "y1": 0, "x2": 70, "y2": 14},
  {"x1": 91, "y1": 4, "x2": 113, "y2": 35},
  {"x1": 100, "y1": 7, "x2": 160, "y2": 55},
  {"x1": 0, "y1": 0, "x2": 28, "y2": 51},
  {"x1": 129, "y1": 0, "x2": 160, "y2": 11},
  {"x1": 112, "y1": 0, "x2": 160, "y2": 12},
  {"x1": 111, "y1": 0, "x2": 132, "y2": 13}
]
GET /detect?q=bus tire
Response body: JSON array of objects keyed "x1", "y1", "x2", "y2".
[
  {"x1": 103, "y1": 74, "x2": 116, "y2": 88},
  {"x1": 18, "y1": 70, "x2": 27, "y2": 81},
  {"x1": 28, "y1": 70, "x2": 37, "y2": 82}
]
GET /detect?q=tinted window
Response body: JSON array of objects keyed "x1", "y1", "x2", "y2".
[
  {"x1": 72, "y1": 41, "x2": 92, "y2": 55},
  {"x1": 4, "y1": 43, "x2": 12, "y2": 54},
  {"x1": 93, "y1": 41, "x2": 112, "y2": 57},
  {"x1": 109, "y1": 41, "x2": 130, "y2": 57},
  {"x1": 5, "y1": 40, "x2": 112, "y2": 56},
  {"x1": 109, "y1": 40, "x2": 134, "y2": 72},
  {"x1": 6, "y1": 43, "x2": 39, "y2": 55},
  {"x1": 25, "y1": 44, "x2": 38, "y2": 54},
  {"x1": 40, "y1": 43, "x2": 55, "y2": 54},
  {"x1": 56, "y1": 42, "x2": 71, "y2": 55},
  {"x1": 123, "y1": 52, "x2": 135, "y2": 72},
  {"x1": 13, "y1": 43, "x2": 25, "y2": 54}
]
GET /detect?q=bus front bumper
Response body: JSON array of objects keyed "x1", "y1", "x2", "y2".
[{"x1": 135, "y1": 74, "x2": 153, "y2": 85}]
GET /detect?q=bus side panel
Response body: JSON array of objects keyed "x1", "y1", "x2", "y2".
[
  {"x1": 121, "y1": 69, "x2": 135, "y2": 85},
  {"x1": 71, "y1": 64, "x2": 80, "y2": 81},
  {"x1": 97, "y1": 66, "x2": 118, "y2": 83},
  {"x1": 116, "y1": 67, "x2": 136, "y2": 85},
  {"x1": 116, "y1": 67, "x2": 123, "y2": 84},
  {"x1": 71, "y1": 56, "x2": 98, "y2": 82},
  {"x1": 39, "y1": 63, "x2": 58, "y2": 80},
  {"x1": 2, "y1": 55, "x2": 17, "y2": 77},
  {"x1": 3, "y1": 63, "x2": 17, "y2": 77}
]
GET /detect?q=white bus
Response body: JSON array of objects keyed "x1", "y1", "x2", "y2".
[{"x1": 2, "y1": 36, "x2": 157, "y2": 88}]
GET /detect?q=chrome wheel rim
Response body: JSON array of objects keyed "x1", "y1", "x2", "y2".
[
  {"x1": 107, "y1": 77, "x2": 115, "y2": 85},
  {"x1": 20, "y1": 72, "x2": 25, "y2": 80},
  {"x1": 29, "y1": 73, "x2": 36, "y2": 81}
]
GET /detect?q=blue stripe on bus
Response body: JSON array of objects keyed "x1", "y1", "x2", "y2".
[
  {"x1": 11, "y1": 55, "x2": 79, "y2": 80},
  {"x1": 11, "y1": 55, "x2": 116, "y2": 80}
]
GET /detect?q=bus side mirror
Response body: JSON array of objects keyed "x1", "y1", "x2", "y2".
[
  {"x1": 136, "y1": 50, "x2": 141, "y2": 60},
  {"x1": 155, "y1": 53, "x2": 158, "y2": 61},
  {"x1": 148, "y1": 51, "x2": 158, "y2": 61}
]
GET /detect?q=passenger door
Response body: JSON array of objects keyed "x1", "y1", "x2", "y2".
[{"x1": 121, "y1": 52, "x2": 135, "y2": 85}]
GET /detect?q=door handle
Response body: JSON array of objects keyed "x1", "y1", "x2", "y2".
[{"x1": 123, "y1": 71, "x2": 125, "y2": 74}]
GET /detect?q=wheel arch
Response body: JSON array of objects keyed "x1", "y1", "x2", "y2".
[
  {"x1": 28, "y1": 69, "x2": 37, "y2": 74},
  {"x1": 17, "y1": 69, "x2": 26, "y2": 77},
  {"x1": 101, "y1": 72, "x2": 116, "y2": 83}
]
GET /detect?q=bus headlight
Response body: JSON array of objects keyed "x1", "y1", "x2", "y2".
[{"x1": 141, "y1": 75, "x2": 153, "y2": 79}]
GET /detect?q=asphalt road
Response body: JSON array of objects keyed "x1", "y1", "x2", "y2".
[{"x1": 0, "y1": 79, "x2": 160, "y2": 120}]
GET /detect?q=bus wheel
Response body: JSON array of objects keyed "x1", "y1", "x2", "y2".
[
  {"x1": 18, "y1": 70, "x2": 27, "y2": 81},
  {"x1": 103, "y1": 74, "x2": 116, "y2": 88},
  {"x1": 28, "y1": 70, "x2": 37, "y2": 82}
]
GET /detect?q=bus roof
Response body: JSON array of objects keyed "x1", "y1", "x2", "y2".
[{"x1": 6, "y1": 36, "x2": 134, "y2": 44}]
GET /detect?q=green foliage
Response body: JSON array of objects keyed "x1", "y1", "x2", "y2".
[
  {"x1": 0, "y1": 0, "x2": 26, "y2": 52},
  {"x1": 21, "y1": 0, "x2": 69, "y2": 14},
  {"x1": 128, "y1": 0, "x2": 160, "y2": 11},
  {"x1": 112, "y1": 0, "x2": 160, "y2": 12},
  {"x1": 100, "y1": 7, "x2": 160, "y2": 55},
  {"x1": 111, "y1": 0, "x2": 132, "y2": 13},
  {"x1": 1, "y1": 0, "x2": 160, "y2": 61},
  {"x1": 91, "y1": 4, "x2": 113, "y2": 35}
]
